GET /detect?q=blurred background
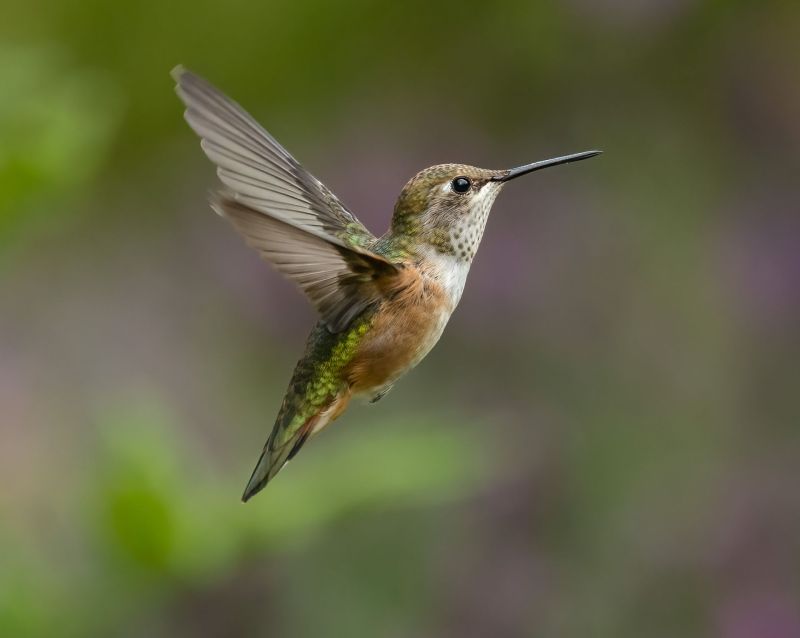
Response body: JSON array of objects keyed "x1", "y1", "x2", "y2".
[{"x1": 2, "y1": 1, "x2": 799, "y2": 636}]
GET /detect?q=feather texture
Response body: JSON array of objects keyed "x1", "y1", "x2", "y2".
[
  {"x1": 211, "y1": 194, "x2": 398, "y2": 332},
  {"x1": 173, "y1": 67, "x2": 372, "y2": 239},
  {"x1": 173, "y1": 67, "x2": 399, "y2": 332}
]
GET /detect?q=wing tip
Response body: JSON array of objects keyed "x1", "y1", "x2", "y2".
[
  {"x1": 171, "y1": 64, "x2": 194, "y2": 114},
  {"x1": 171, "y1": 64, "x2": 205, "y2": 88},
  {"x1": 171, "y1": 65, "x2": 213, "y2": 102},
  {"x1": 170, "y1": 64, "x2": 186, "y2": 82},
  {"x1": 207, "y1": 190, "x2": 227, "y2": 217},
  {"x1": 209, "y1": 189, "x2": 251, "y2": 221}
]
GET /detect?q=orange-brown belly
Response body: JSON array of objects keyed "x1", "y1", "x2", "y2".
[{"x1": 344, "y1": 273, "x2": 451, "y2": 396}]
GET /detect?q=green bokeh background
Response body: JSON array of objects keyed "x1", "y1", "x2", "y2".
[{"x1": 2, "y1": 1, "x2": 799, "y2": 636}]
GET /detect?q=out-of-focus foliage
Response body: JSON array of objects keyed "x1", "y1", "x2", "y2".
[
  {"x1": 0, "y1": 45, "x2": 121, "y2": 248},
  {"x1": 1, "y1": 398, "x2": 483, "y2": 637},
  {"x1": 1, "y1": 0, "x2": 798, "y2": 636}
]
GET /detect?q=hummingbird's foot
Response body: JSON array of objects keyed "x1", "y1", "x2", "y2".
[{"x1": 369, "y1": 385, "x2": 394, "y2": 404}]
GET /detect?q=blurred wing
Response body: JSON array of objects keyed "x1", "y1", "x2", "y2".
[
  {"x1": 172, "y1": 66, "x2": 375, "y2": 246},
  {"x1": 211, "y1": 194, "x2": 399, "y2": 332}
]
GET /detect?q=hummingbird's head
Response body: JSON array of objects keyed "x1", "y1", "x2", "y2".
[
  {"x1": 391, "y1": 150, "x2": 601, "y2": 263},
  {"x1": 391, "y1": 164, "x2": 501, "y2": 263}
]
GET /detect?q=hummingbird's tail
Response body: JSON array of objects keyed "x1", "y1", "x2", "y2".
[
  {"x1": 241, "y1": 430, "x2": 306, "y2": 502},
  {"x1": 241, "y1": 390, "x2": 350, "y2": 502}
]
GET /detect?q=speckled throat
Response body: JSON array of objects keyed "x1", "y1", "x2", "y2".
[{"x1": 386, "y1": 164, "x2": 504, "y2": 264}]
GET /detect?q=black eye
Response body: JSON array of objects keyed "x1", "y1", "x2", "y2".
[{"x1": 451, "y1": 177, "x2": 471, "y2": 193}]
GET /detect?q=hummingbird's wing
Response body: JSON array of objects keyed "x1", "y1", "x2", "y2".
[
  {"x1": 211, "y1": 193, "x2": 398, "y2": 332},
  {"x1": 174, "y1": 67, "x2": 400, "y2": 332},
  {"x1": 173, "y1": 67, "x2": 375, "y2": 244}
]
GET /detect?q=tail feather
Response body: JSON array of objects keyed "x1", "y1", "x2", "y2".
[
  {"x1": 241, "y1": 391, "x2": 350, "y2": 502},
  {"x1": 240, "y1": 417, "x2": 316, "y2": 502}
]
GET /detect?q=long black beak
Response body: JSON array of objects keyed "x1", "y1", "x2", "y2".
[{"x1": 493, "y1": 150, "x2": 602, "y2": 182}]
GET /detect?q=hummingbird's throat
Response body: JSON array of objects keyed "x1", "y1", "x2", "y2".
[
  {"x1": 417, "y1": 186, "x2": 499, "y2": 308},
  {"x1": 438, "y1": 184, "x2": 498, "y2": 263},
  {"x1": 420, "y1": 247, "x2": 472, "y2": 309}
]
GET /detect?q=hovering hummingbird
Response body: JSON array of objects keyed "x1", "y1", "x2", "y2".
[{"x1": 173, "y1": 67, "x2": 600, "y2": 501}]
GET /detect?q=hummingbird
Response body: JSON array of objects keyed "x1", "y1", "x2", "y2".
[{"x1": 172, "y1": 67, "x2": 600, "y2": 502}]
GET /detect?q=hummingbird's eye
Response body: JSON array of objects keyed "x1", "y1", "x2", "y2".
[{"x1": 451, "y1": 177, "x2": 471, "y2": 193}]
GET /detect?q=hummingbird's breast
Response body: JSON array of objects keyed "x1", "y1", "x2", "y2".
[{"x1": 344, "y1": 260, "x2": 458, "y2": 397}]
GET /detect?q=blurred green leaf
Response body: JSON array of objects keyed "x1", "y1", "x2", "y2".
[
  {"x1": 91, "y1": 400, "x2": 484, "y2": 565},
  {"x1": 0, "y1": 44, "x2": 122, "y2": 244}
]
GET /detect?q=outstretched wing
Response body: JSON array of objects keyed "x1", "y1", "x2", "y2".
[
  {"x1": 173, "y1": 66, "x2": 374, "y2": 245},
  {"x1": 173, "y1": 67, "x2": 399, "y2": 331}
]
